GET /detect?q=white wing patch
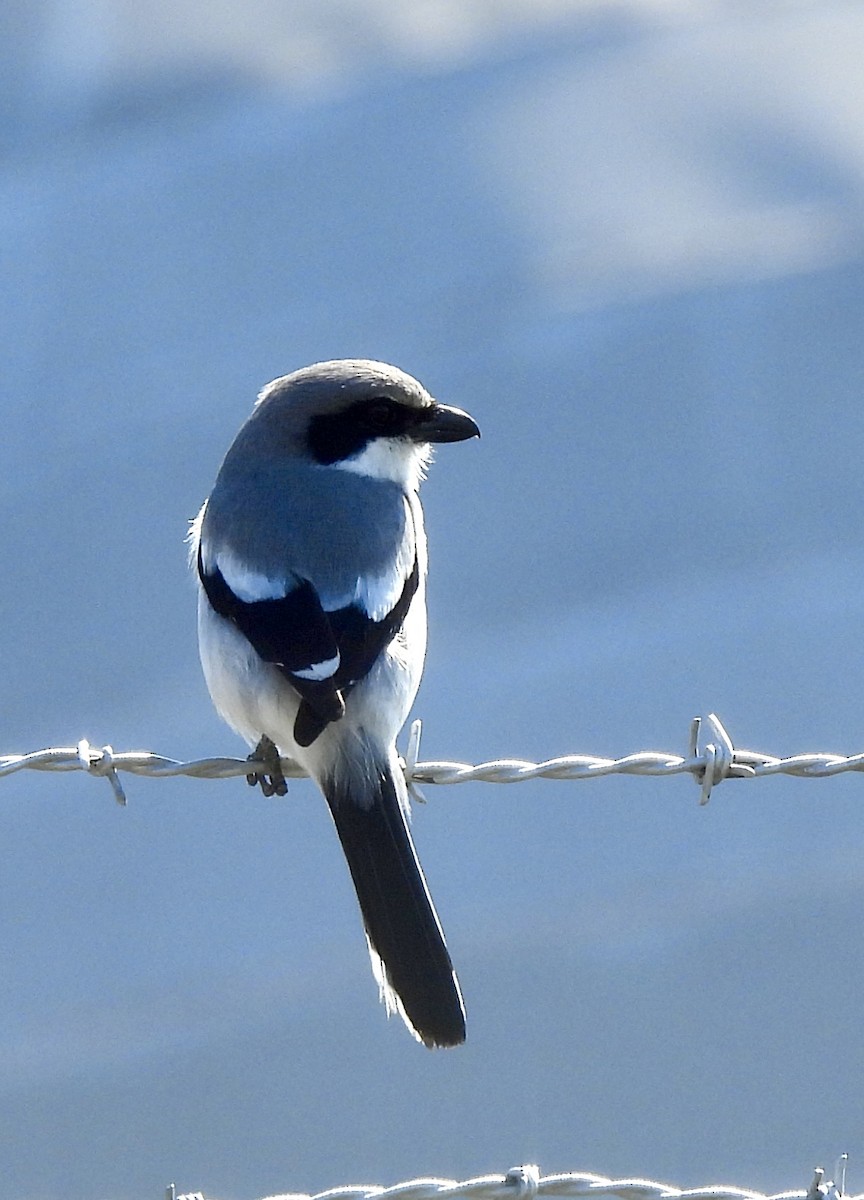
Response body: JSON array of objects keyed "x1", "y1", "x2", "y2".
[
  {"x1": 320, "y1": 499, "x2": 417, "y2": 622},
  {"x1": 211, "y1": 547, "x2": 289, "y2": 603},
  {"x1": 198, "y1": 495, "x2": 421, "y2": 629},
  {"x1": 293, "y1": 653, "x2": 341, "y2": 681},
  {"x1": 352, "y1": 568, "x2": 405, "y2": 622},
  {"x1": 319, "y1": 571, "x2": 403, "y2": 623}
]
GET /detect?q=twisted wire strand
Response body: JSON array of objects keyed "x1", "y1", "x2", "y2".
[
  {"x1": 169, "y1": 1164, "x2": 855, "y2": 1200},
  {"x1": 3, "y1": 714, "x2": 864, "y2": 807}
]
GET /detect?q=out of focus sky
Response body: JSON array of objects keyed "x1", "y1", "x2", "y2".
[{"x1": 4, "y1": 3, "x2": 864, "y2": 1199}]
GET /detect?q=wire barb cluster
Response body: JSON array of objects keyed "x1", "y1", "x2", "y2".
[
  {"x1": 167, "y1": 1164, "x2": 857, "y2": 1200},
  {"x1": 4, "y1": 714, "x2": 864, "y2": 807}
]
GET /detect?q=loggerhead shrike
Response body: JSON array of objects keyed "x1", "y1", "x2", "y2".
[{"x1": 190, "y1": 359, "x2": 479, "y2": 1048}]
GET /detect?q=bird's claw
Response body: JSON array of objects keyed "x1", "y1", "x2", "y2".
[{"x1": 246, "y1": 735, "x2": 288, "y2": 797}]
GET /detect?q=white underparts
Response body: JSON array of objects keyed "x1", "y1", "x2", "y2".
[{"x1": 334, "y1": 437, "x2": 432, "y2": 492}]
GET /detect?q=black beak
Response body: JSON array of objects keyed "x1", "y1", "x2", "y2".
[{"x1": 412, "y1": 402, "x2": 481, "y2": 444}]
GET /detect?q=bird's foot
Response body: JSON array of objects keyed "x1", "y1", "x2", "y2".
[{"x1": 246, "y1": 735, "x2": 288, "y2": 797}]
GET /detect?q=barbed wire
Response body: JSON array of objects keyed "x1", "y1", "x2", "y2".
[
  {"x1": 166, "y1": 1163, "x2": 856, "y2": 1200},
  {"x1": 3, "y1": 713, "x2": 864, "y2": 808}
]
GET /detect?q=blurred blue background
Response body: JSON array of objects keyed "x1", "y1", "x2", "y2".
[{"x1": 3, "y1": 3, "x2": 864, "y2": 1198}]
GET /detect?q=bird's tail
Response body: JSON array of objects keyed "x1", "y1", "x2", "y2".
[{"x1": 322, "y1": 750, "x2": 465, "y2": 1048}]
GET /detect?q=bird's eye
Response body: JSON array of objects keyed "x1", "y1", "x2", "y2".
[{"x1": 362, "y1": 398, "x2": 406, "y2": 435}]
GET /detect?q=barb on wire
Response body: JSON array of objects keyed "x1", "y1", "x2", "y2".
[
  {"x1": 3, "y1": 713, "x2": 864, "y2": 805},
  {"x1": 168, "y1": 1163, "x2": 859, "y2": 1200}
]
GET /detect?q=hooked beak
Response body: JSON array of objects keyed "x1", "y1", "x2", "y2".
[{"x1": 412, "y1": 402, "x2": 481, "y2": 444}]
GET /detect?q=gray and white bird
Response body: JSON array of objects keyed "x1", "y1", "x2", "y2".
[{"x1": 190, "y1": 359, "x2": 479, "y2": 1048}]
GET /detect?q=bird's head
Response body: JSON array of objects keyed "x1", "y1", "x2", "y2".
[{"x1": 250, "y1": 359, "x2": 480, "y2": 491}]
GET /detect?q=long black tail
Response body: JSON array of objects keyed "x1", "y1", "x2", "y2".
[{"x1": 324, "y1": 759, "x2": 466, "y2": 1048}]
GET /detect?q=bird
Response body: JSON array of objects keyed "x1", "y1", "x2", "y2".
[{"x1": 189, "y1": 359, "x2": 479, "y2": 1048}]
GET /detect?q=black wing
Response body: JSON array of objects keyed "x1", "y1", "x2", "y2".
[{"x1": 198, "y1": 545, "x2": 419, "y2": 747}]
